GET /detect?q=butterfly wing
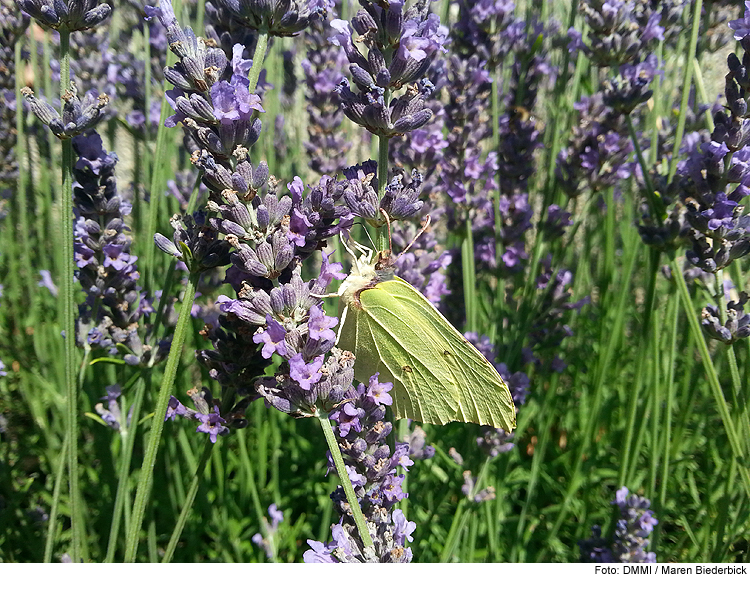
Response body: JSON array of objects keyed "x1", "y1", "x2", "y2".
[{"x1": 339, "y1": 277, "x2": 516, "y2": 430}]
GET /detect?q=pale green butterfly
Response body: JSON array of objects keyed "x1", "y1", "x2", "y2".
[{"x1": 336, "y1": 221, "x2": 516, "y2": 432}]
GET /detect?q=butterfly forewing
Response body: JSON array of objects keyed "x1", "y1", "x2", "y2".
[
  {"x1": 339, "y1": 276, "x2": 515, "y2": 431},
  {"x1": 378, "y1": 278, "x2": 515, "y2": 431},
  {"x1": 340, "y1": 285, "x2": 460, "y2": 424}
]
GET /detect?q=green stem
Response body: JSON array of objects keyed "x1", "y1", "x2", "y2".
[
  {"x1": 58, "y1": 28, "x2": 82, "y2": 562},
  {"x1": 512, "y1": 373, "x2": 560, "y2": 562},
  {"x1": 247, "y1": 30, "x2": 269, "y2": 94},
  {"x1": 316, "y1": 412, "x2": 373, "y2": 548},
  {"x1": 162, "y1": 440, "x2": 214, "y2": 563},
  {"x1": 717, "y1": 272, "x2": 750, "y2": 452},
  {"x1": 669, "y1": 256, "x2": 750, "y2": 497},
  {"x1": 461, "y1": 216, "x2": 477, "y2": 333},
  {"x1": 375, "y1": 133, "x2": 390, "y2": 253},
  {"x1": 143, "y1": 93, "x2": 172, "y2": 291},
  {"x1": 440, "y1": 459, "x2": 492, "y2": 562},
  {"x1": 43, "y1": 434, "x2": 68, "y2": 563},
  {"x1": 618, "y1": 248, "x2": 659, "y2": 486},
  {"x1": 124, "y1": 272, "x2": 200, "y2": 562},
  {"x1": 625, "y1": 114, "x2": 664, "y2": 223},
  {"x1": 105, "y1": 374, "x2": 148, "y2": 562},
  {"x1": 668, "y1": 0, "x2": 703, "y2": 182},
  {"x1": 14, "y1": 38, "x2": 33, "y2": 302},
  {"x1": 654, "y1": 290, "x2": 678, "y2": 550},
  {"x1": 237, "y1": 429, "x2": 270, "y2": 551}
]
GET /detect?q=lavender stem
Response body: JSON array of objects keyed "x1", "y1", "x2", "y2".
[
  {"x1": 105, "y1": 375, "x2": 148, "y2": 563},
  {"x1": 316, "y1": 411, "x2": 374, "y2": 548},
  {"x1": 248, "y1": 30, "x2": 269, "y2": 94},
  {"x1": 14, "y1": 38, "x2": 32, "y2": 302},
  {"x1": 668, "y1": 256, "x2": 750, "y2": 496},
  {"x1": 376, "y1": 134, "x2": 390, "y2": 252},
  {"x1": 125, "y1": 272, "x2": 200, "y2": 562},
  {"x1": 43, "y1": 433, "x2": 68, "y2": 563},
  {"x1": 162, "y1": 440, "x2": 214, "y2": 563},
  {"x1": 667, "y1": 0, "x2": 702, "y2": 183},
  {"x1": 58, "y1": 27, "x2": 83, "y2": 562}
]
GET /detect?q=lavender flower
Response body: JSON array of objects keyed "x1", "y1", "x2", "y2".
[
  {"x1": 528, "y1": 261, "x2": 590, "y2": 372},
  {"x1": 669, "y1": 5, "x2": 750, "y2": 280},
  {"x1": 391, "y1": 217, "x2": 451, "y2": 305},
  {"x1": 443, "y1": 8, "x2": 555, "y2": 277},
  {"x1": 22, "y1": 83, "x2": 109, "y2": 140},
  {"x1": 461, "y1": 471, "x2": 496, "y2": 504},
  {"x1": 37, "y1": 270, "x2": 58, "y2": 297},
  {"x1": 702, "y1": 0, "x2": 742, "y2": 53},
  {"x1": 0, "y1": 1, "x2": 29, "y2": 185},
  {"x1": 154, "y1": 211, "x2": 231, "y2": 274},
  {"x1": 402, "y1": 424, "x2": 434, "y2": 461},
  {"x1": 602, "y1": 54, "x2": 659, "y2": 115},
  {"x1": 451, "y1": 0, "x2": 515, "y2": 65},
  {"x1": 210, "y1": 0, "x2": 326, "y2": 37},
  {"x1": 16, "y1": 0, "x2": 111, "y2": 32},
  {"x1": 579, "y1": 487, "x2": 658, "y2": 563},
  {"x1": 571, "y1": 0, "x2": 664, "y2": 67},
  {"x1": 164, "y1": 386, "x2": 250, "y2": 443},
  {"x1": 476, "y1": 427, "x2": 514, "y2": 457},
  {"x1": 303, "y1": 374, "x2": 417, "y2": 563},
  {"x1": 252, "y1": 504, "x2": 284, "y2": 560},
  {"x1": 94, "y1": 384, "x2": 133, "y2": 432},
  {"x1": 555, "y1": 93, "x2": 633, "y2": 198},
  {"x1": 341, "y1": 161, "x2": 424, "y2": 224},
  {"x1": 302, "y1": 16, "x2": 351, "y2": 175},
  {"x1": 331, "y1": 2, "x2": 446, "y2": 138},
  {"x1": 204, "y1": 0, "x2": 258, "y2": 59},
  {"x1": 72, "y1": 131, "x2": 158, "y2": 365},
  {"x1": 702, "y1": 291, "x2": 750, "y2": 344},
  {"x1": 151, "y1": 4, "x2": 359, "y2": 435}
]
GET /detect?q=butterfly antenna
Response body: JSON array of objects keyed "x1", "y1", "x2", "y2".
[
  {"x1": 403, "y1": 215, "x2": 431, "y2": 255},
  {"x1": 361, "y1": 223, "x2": 376, "y2": 252},
  {"x1": 379, "y1": 208, "x2": 394, "y2": 255}
]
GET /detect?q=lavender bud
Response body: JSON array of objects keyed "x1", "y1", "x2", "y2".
[{"x1": 16, "y1": 0, "x2": 111, "y2": 32}]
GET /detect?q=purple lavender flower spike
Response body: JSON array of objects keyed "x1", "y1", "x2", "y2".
[
  {"x1": 154, "y1": 212, "x2": 231, "y2": 274},
  {"x1": 402, "y1": 424, "x2": 435, "y2": 460},
  {"x1": 16, "y1": 0, "x2": 111, "y2": 32},
  {"x1": 0, "y1": 2, "x2": 28, "y2": 184},
  {"x1": 164, "y1": 387, "x2": 249, "y2": 442},
  {"x1": 211, "y1": 0, "x2": 325, "y2": 37},
  {"x1": 252, "y1": 504, "x2": 284, "y2": 560},
  {"x1": 22, "y1": 83, "x2": 109, "y2": 140},
  {"x1": 555, "y1": 94, "x2": 633, "y2": 198},
  {"x1": 461, "y1": 470, "x2": 496, "y2": 504},
  {"x1": 303, "y1": 15, "x2": 351, "y2": 175},
  {"x1": 305, "y1": 372, "x2": 419, "y2": 563},
  {"x1": 94, "y1": 384, "x2": 132, "y2": 431},
  {"x1": 574, "y1": 0, "x2": 664, "y2": 67},
  {"x1": 38, "y1": 270, "x2": 58, "y2": 297},
  {"x1": 669, "y1": 18, "x2": 750, "y2": 278},
  {"x1": 72, "y1": 131, "x2": 159, "y2": 365},
  {"x1": 702, "y1": 292, "x2": 750, "y2": 344},
  {"x1": 579, "y1": 487, "x2": 658, "y2": 563},
  {"x1": 331, "y1": 2, "x2": 446, "y2": 138}
]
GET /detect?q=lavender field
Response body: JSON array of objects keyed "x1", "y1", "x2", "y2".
[{"x1": 0, "y1": 0, "x2": 749, "y2": 563}]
